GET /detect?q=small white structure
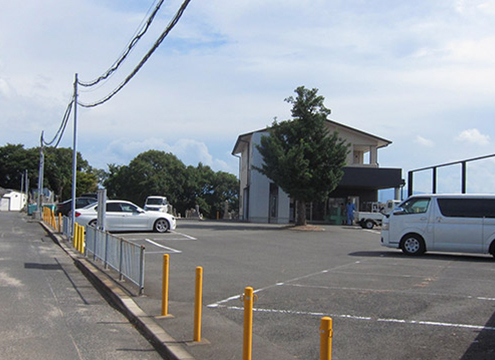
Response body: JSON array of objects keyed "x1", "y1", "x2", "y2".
[{"x1": 0, "y1": 190, "x2": 27, "y2": 212}]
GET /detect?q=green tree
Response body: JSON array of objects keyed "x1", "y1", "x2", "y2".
[
  {"x1": 104, "y1": 150, "x2": 187, "y2": 207},
  {"x1": 43, "y1": 147, "x2": 98, "y2": 200},
  {"x1": 103, "y1": 152, "x2": 239, "y2": 219},
  {"x1": 255, "y1": 86, "x2": 349, "y2": 226},
  {"x1": 179, "y1": 164, "x2": 239, "y2": 219},
  {"x1": 0, "y1": 144, "x2": 39, "y2": 190},
  {"x1": 0, "y1": 144, "x2": 98, "y2": 200}
]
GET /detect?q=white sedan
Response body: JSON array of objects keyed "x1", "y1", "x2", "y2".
[{"x1": 75, "y1": 200, "x2": 176, "y2": 233}]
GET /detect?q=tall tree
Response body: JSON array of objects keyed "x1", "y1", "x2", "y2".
[{"x1": 255, "y1": 86, "x2": 349, "y2": 226}]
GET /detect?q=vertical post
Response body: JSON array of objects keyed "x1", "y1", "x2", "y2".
[
  {"x1": 81, "y1": 225, "x2": 85, "y2": 254},
  {"x1": 58, "y1": 213, "x2": 62, "y2": 233},
  {"x1": 74, "y1": 224, "x2": 79, "y2": 251},
  {"x1": 432, "y1": 167, "x2": 437, "y2": 194},
  {"x1": 139, "y1": 245, "x2": 145, "y2": 296},
  {"x1": 407, "y1": 171, "x2": 413, "y2": 197},
  {"x1": 461, "y1": 161, "x2": 467, "y2": 194},
  {"x1": 119, "y1": 239, "x2": 124, "y2": 281},
  {"x1": 37, "y1": 134, "x2": 44, "y2": 218},
  {"x1": 161, "y1": 254, "x2": 170, "y2": 316},
  {"x1": 194, "y1": 266, "x2": 203, "y2": 342},
  {"x1": 320, "y1": 316, "x2": 333, "y2": 360},
  {"x1": 243, "y1": 286, "x2": 254, "y2": 360},
  {"x1": 70, "y1": 73, "x2": 78, "y2": 239}
]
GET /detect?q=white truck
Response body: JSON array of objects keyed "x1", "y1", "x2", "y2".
[{"x1": 356, "y1": 200, "x2": 401, "y2": 229}]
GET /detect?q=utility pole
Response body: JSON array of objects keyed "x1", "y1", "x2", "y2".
[
  {"x1": 70, "y1": 73, "x2": 78, "y2": 237},
  {"x1": 37, "y1": 132, "x2": 45, "y2": 219}
]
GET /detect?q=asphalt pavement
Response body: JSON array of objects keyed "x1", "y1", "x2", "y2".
[
  {"x1": 4, "y1": 211, "x2": 495, "y2": 360},
  {"x1": 0, "y1": 212, "x2": 164, "y2": 360}
]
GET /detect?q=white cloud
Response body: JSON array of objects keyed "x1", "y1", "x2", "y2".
[
  {"x1": 91, "y1": 137, "x2": 238, "y2": 174},
  {"x1": 455, "y1": 129, "x2": 490, "y2": 145},
  {"x1": 415, "y1": 136, "x2": 435, "y2": 147}
]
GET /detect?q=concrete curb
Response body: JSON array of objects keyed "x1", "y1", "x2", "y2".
[{"x1": 39, "y1": 221, "x2": 195, "y2": 360}]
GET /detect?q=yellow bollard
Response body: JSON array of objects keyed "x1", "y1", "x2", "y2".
[
  {"x1": 76, "y1": 224, "x2": 80, "y2": 252},
  {"x1": 320, "y1": 317, "x2": 333, "y2": 360},
  {"x1": 161, "y1": 254, "x2": 170, "y2": 317},
  {"x1": 58, "y1": 213, "x2": 62, "y2": 233},
  {"x1": 243, "y1": 287, "x2": 255, "y2": 360},
  {"x1": 80, "y1": 224, "x2": 85, "y2": 253},
  {"x1": 75, "y1": 224, "x2": 81, "y2": 252},
  {"x1": 73, "y1": 224, "x2": 79, "y2": 250},
  {"x1": 194, "y1": 266, "x2": 203, "y2": 342}
]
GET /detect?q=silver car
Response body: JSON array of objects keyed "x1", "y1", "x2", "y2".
[{"x1": 75, "y1": 200, "x2": 176, "y2": 233}]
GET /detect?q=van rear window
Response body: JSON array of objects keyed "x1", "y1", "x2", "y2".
[{"x1": 437, "y1": 198, "x2": 495, "y2": 218}]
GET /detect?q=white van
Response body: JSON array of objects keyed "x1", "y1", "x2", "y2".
[
  {"x1": 144, "y1": 196, "x2": 171, "y2": 213},
  {"x1": 381, "y1": 194, "x2": 495, "y2": 257}
]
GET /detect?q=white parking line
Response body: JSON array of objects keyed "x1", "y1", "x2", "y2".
[
  {"x1": 171, "y1": 231, "x2": 197, "y2": 240},
  {"x1": 284, "y1": 283, "x2": 495, "y2": 302},
  {"x1": 144, "y1": 239, "x2": 182, "y2": 253},
  {"x1": 218, "y1": 306, "x2": 495, "y2": 331}
]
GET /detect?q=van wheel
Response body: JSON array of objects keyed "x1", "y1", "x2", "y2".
[
  {"x1": 400, "y1": 234, "x2": 426, "y2": 256},
  {"x1": 489, "y1": 241, "x2": 495, "y2": 258}
]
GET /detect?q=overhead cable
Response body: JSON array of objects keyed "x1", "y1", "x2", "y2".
[
  {"x1": 42, "y1": 98, "x2": 74, "y2": 148},
  {"x1": 78, "y1": 0, "x2": 166, "y2": 88},
  {"x1": 78, "y1": 0, "x2": 191, "y2": 108}
]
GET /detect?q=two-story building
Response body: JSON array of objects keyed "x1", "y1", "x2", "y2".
[{"x1": 232, "y1": 120, "x2": 403, "y2": 224}]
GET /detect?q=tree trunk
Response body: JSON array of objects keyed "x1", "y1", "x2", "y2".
[{"x1": 296, "y1": 200, "x2": 307, "y2": 226}]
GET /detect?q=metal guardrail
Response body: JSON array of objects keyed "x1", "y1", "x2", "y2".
[
  {"x1": 85, "y1": 226, "x2": 145, "y2": 295},
  {"x1": 62, "y1": 216, "x2": 146, "y2": 294}
]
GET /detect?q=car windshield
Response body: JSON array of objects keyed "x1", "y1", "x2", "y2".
[{"x1": 146, "y1": 198, "x2": 167, "y2": 205}]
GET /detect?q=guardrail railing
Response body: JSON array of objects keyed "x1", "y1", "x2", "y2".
[{"x1": 84, "y1": 226, "x2": 146, "y2": 295}]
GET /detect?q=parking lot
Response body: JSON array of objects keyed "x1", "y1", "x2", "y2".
[{"x1": 115, "y1": 222, "x2": 495, "y2": 360}]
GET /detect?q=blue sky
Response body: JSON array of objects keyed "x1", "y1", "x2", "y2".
[{"x1": 1, "y1": 0, "x2": 495, "y2": 195}]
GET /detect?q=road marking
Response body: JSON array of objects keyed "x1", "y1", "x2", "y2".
[
  {"x1": 283, "y1": 283, "x2": 495, "y2": 302},
  {"x1": 218, "y1": 306, "x2": 495, "y2": 332},
  {"x1": 144, "y1": 239, "x2": 182, "y2": 253},
  {"x1": 171, "y1": 231, "x2": 197, "y2": 240},
  {"x1": 207, "y1": 262, "x2": 363, "y2": 308}
]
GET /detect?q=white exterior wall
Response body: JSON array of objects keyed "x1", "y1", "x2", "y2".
[{"x1": 247, "y1": 132, "x2": 291, "y2": 224}]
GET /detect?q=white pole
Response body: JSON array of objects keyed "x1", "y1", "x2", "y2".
[
  {"x1": 37, "y1": 133, "x2": 44, "y2": 218},
  {"x1": 70, "y1": 73, "x2": 78, "y2": 237}
]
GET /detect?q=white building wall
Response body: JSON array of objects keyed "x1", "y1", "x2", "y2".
[{"x1": 248, "y1": 132, "x2": 291, "y2": 224}]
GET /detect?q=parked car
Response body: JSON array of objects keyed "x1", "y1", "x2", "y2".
[
  {"x1": 56, "y1": 197, "x2": 98, "y2": 216},
  {"x1": 75, "y1": 200, "x2": 176, "y2": 233}
]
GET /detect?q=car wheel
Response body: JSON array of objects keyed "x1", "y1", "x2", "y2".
[
  {"x1": 400, "y1": 234, "x2": 426, "y2": 256},
  {"x1": 154, "y1": 218, "x2": 170, "y2": 233},
  {"x1": 364, "y1": 220, "x2": 374, "y2": 229},
  {"x1": 88, "y1": 219, "x2": 97, "y2": 228}
]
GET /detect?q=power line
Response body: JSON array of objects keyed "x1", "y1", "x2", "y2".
[
  {"x1": 41, "y1": 97, "x2": 74, "y2": 148},
  {"x1": 78, "y1": 0, "x2": 191, "y2": 108},
  {"x1": 78, "y1": 0, "x2": 166, "y2": 88}
]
